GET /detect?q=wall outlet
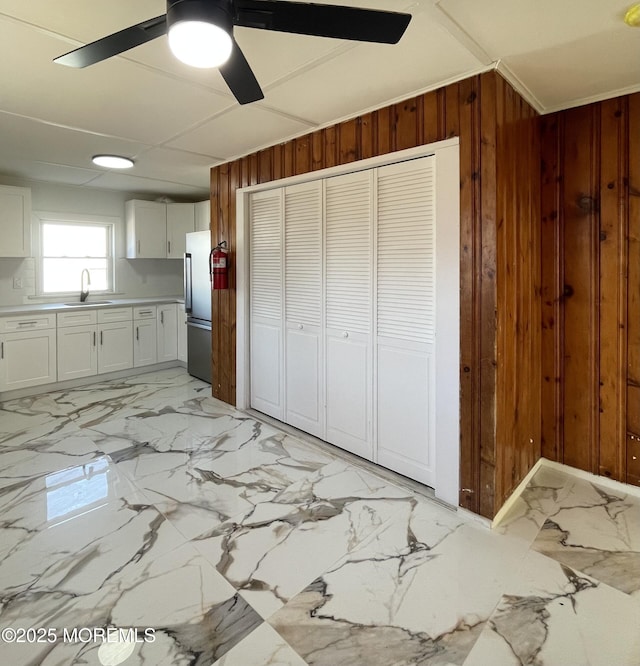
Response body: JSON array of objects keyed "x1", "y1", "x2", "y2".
[{"x1": 13, "y1": 276, "x2": 23, "y2": 289}]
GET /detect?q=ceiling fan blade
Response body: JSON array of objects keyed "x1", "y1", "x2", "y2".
[
  {"x1": 234, "y1": 0, "x2": 411, "y2": 44},
  {"x1": 219, "y1": 39, "x2": 264, "y2": 105},
  {"x1": 54, "y1": 15, "x2": 167, "y2": 68}
]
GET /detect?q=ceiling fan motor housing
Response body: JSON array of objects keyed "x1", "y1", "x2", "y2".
[{"x1": 167, "y1": 0, "x2": 234, "y2": 34}]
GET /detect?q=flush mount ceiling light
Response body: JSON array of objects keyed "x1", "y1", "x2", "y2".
[
  {"x1": 92, "y1": 155, "x2": 135, "y2": 169},
  {"x1": 53, "y1": 0, "x2": 411, "y2": 106},
  {"x1": 624, "y1": 3, "x2": 640, "y2": 26}
]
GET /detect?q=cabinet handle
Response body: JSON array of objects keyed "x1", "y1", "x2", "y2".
[
  {"x1": 100, "y1": 331, "x2": 103, "y2": 346},
  {"x1": 18, "y1": 320, "x2": 38, "y2": 327},
  {"x1": 137, "y1": 239, "x2": 141, "y2": 254},
  {"x1": 167, "y1": 241, "x2": 171, "y2": 255},
  {"x1": 1, "y1": 342, "x2": 3, "y2": 359},
  {"x1": 139, "y1": 310, "x2": 152, "y2": 316},
  {"x1": 93, "y1": 332, "x2": 96, "y2": 347},
  {"x1": 161, "y1": 311, "x2": 164, "y2": 325},
  {"x1": 136, "y1": 326, "x2": 139, "y2": 341},
  {"x1": 343, "y1": 331, "x2": 349, "y2": 338}
]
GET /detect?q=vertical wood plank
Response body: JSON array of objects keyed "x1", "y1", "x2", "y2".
[
  {"x1": 376, "y1": 106, "x2": 391, "y2": 156},
  {"x1": 338, "y1": 118, "x2": 358, "y2": 164},
  {"x1": 561, "y1": 105, "x2": 599, "y2": 473},
  {"x1": 445, "y1": 82, "x2": 460, "y2": 139},
  {"x1": 422, "y1": 90, "x2": 440, "y2": 145},
  {"x1": 392, "y1": 97, "x2": 420, "y2": 151},
  {"x1": 360, "y1": 112, "x2": 375, "y2": 160},
  {"x1": 323, "y1": 126, "x2": 337, "y2": 169},
  {"x1": 294, "y1": 136, "x2": 311, "y2": 174},
  {"x1": 258, "y1": 149, "x2": 272, "y2": 184},
  {"x1": 599, "y1": 98, "x2": 627, "y2": 479},
  {"x1": 311, "y1": 130, "x2": 324, "y2": 171},
  {"x1": 283, "y1": 142, "x2": 294, "y2": 178}
]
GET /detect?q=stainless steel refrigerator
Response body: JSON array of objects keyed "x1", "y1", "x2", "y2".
[{"x1": 184, "y1": 231, "x2": 212, "y2": 383}]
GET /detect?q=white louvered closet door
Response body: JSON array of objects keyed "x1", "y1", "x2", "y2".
[
  {"x1": 375, "y1": 156, "x2": 437, "y2": 487},
  {"x1": 249, "y1": 188, "x2": 284, "y2": 420},
  {"x1": 284, "y1": 181, "x2": 323, "y2": 437},
  {"x1": 324, "y1": 170, "x2": 373, "y2": 459}
]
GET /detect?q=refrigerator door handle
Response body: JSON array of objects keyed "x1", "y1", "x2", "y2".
[{"x1": 184, "y1": 253, "x2": 193, "y2": 314}]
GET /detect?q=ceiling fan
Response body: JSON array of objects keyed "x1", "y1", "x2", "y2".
[{"x1": 54, "y1": 0, "x2": 412, "y2": 105}]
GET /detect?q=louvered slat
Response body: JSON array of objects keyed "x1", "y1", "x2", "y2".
[
  {"x1": 285, "y1": 182, "x2": 322, "y2": 326},
  {"x1": 325, "y1": 172, "x2": 372, "y2": 334},
  {"x1": 250, "y1": 191, "x2": 282, "y2": 320},
  {"x1": 377, "y1": 157, "x2": 435, "y2": 343}
]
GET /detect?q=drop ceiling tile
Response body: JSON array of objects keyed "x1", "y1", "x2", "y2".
[
  {"x1": 265, "y1": 9, "x2": 482, "y2": 124},
  {"x1": 0, "y1": 112, "x2": 147, "y2": 169},
  {"x1": 503, "y1": 28, "x2": 640, "y2": 110},
  {"x1": 0, "y1": 155, "x2": 100, "y2": 187},
  {"x1": 166, "y1": 105, "x2": 313, "y2": 160},
  {"x1": 130, "y1": 147, "x2": 219, "y2": 189},
  {"x1": 0, "y1": 16, "x2": 233, "y2": 144},
  {"x1": 439, "y1": 0, "x2": 632, "y2": 58},
  {"x1": 85, "y1": 172, "x2": 208, "y2": 199}
]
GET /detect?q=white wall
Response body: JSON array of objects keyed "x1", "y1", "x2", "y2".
[{"x1": 0, "y1": 176, "x2": 188, "y2": 306}]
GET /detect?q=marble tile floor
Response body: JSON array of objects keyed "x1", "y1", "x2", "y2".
[{"x1": 0, "y1": 368, "x2": 639, "y2": 665}]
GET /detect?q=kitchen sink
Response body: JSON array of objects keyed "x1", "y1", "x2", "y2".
[{"x1": 63, "y1": 301, "x2": 112, "y2": 306}]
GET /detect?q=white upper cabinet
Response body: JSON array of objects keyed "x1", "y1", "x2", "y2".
[
  {"x1": 126, "y1": 200, "x2": 194, "y2": 259},
  {"x1": 0, "y1": 184, "x2": 31, "y2": 257},
  {"x1": 126, "y1": 200, "x2": 166, "y2": 258},
  {"x1": 167, "y1": 203, "x2": 194, "y2": 258},
  {"x1": 195, "y1": 199, "x2": 210, "y2": 231}
]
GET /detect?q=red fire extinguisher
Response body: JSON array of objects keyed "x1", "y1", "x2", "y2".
[{"x1": 210, "y1": 240, "x2": 229, "y2": 290}]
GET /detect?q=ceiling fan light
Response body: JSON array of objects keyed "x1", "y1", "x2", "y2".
[
  {"x1": 624, "y1": 3, "x2": 640, "y2": 26},
  {"x1": 168, "y1": 20, "x2": 232, "y2": 68},
  {"x1": 92, "y1": 155, "x2": 134, "y2": 169}
]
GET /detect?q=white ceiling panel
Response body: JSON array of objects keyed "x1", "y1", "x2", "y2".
[
  {"x1": 0, "y1": 16, "x2": 233, "y2": 144},
  {"x1": 0, "y1": 155, "x2": 101, "y2": 187},
  {"x1": 128, "y1": 147, "x2": 220, "y2": 189},
  {"x1": 166, "y1": 105, "x2": 314, "y2": 160},
  {"x1": 0, "y1": 112, "x2": 147, "y2": 169},
  {"x1": 439, "y1": 0, "x2": 631, "y2": 58},
  {"x1": 85, "y1": 172, "x2": 208, "y2": 199},
  {"x1": 265, "y1": 9, "x2": 483, "y2": 124}
]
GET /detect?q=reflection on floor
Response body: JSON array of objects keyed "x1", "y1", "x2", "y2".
[{"x1": 1, "y1": 368, "x2": 639, "y2": 665}]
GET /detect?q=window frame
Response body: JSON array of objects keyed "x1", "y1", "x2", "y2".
[{"x1": 34, "y1": 212, "x2": 117, "y2": 297}]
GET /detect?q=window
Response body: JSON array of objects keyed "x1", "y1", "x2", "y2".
[{"x1": 37, "y1": 215, "x2": 115, "y2": 295}]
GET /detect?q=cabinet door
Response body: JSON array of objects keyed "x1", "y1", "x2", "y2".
[
  {"x1": 194, "y1": 200, "x2": 210, "y2": 232},
  {"x1": 126, "y1": 200, "x2": 167, "y2": 258},
  {"x1": 0, "y1": 185, "x2": 31, "y2": 257},
  {"x1": 134, "y1": 319, "x2": 157, "y2": 367},
  {"x1": 1, "y1": 329, "x2": 56, "y2": 391},
  {"x1": 284, "y1": 181, "x2": 323, "y2": 438},
  {"x1": 166, "y1": 203, "x2": 194, "y2": 258},
  {"x1": 57, "y1": 325, "x2": 96, "y2": 381},
  {"x1": 177, "y1": 304, "x2": 187, "y2": 362},
  {"x1": 249, "y1": 189, "x2": 284, "y2": 420},
  {"x1": 157, "y1": 304, "x2": 178, "y2": 362},
  {"x1": 324, "y1": 170, "x2": 373, "y2": 460},
  {"x1": 98, "y1": 322, "x2": 133, "y2": 374}
]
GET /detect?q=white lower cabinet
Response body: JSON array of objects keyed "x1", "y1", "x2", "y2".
[
  {"x1": 98, "y1": 322, "x2": 133, "y2": 373},
  {"x1": 57, "y1": 308, "x2": 133, "y2": 381},
  {"x1": 0, "y1": 328, "x2": 57, "y2": 391},
  {"x1": 134, "y1": 306, "x2": 157, "y2": 367},
  {"x1": 57, "y1": 324, "x2": 97, "y2": 381},
  {"x1": 157, "y1": 304, "x2": 177, "y2": 362}
]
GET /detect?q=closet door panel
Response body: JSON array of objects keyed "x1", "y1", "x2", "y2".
[
  {"x1": 284, "y1": 182, "x2": 323, "y2": 437},
  {"x1": 250, "y1": 189, "x2": 284, "y2": 420},
  {"x1": 375, "y1": 156, "x2": 436, "y2": 485},
  {"x1": 324, "y1": 170, "x2": 373, "y2": 459}
]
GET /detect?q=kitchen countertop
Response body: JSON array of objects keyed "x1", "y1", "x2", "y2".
[{"x1": 0, "y1": 296, "x2": 184, "y2": 317}]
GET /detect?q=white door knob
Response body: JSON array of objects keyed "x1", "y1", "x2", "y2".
[
  {"x1": 343, "y1": 331, "x2": 349, "y2": 338},
  {"x1": 298, "y1": 324, "x2": 303, "y2": 330}
]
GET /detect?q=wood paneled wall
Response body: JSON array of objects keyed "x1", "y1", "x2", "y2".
[
  {"x1": 210, "y1": 71, "x2": 541, "y2": 518},
  {"x1": 541, "y1": 93, "x2": 640, "y2": 487}
]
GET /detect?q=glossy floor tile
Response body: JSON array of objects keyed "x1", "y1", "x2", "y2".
[{"x1": 1, "y1": 368, "x2": 639, "y2": 665}]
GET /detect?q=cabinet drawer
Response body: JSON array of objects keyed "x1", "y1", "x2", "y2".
[
  {"x1": 0, "y1": 313, "x2": 56, "y2": 332},
  {"x1": 97, "y1": 307, "x2": 132, "y2": 324},
  {"x1": 57, "y1": 310, "x2": 97, "y2": 328},
  {"x1": 133, "y1": 306, "x2": 157, "y2": 320}
]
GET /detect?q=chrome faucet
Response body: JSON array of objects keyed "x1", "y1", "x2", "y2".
[{"x1": 80, "y1": 269, "x2": 91, "y2": 302}]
